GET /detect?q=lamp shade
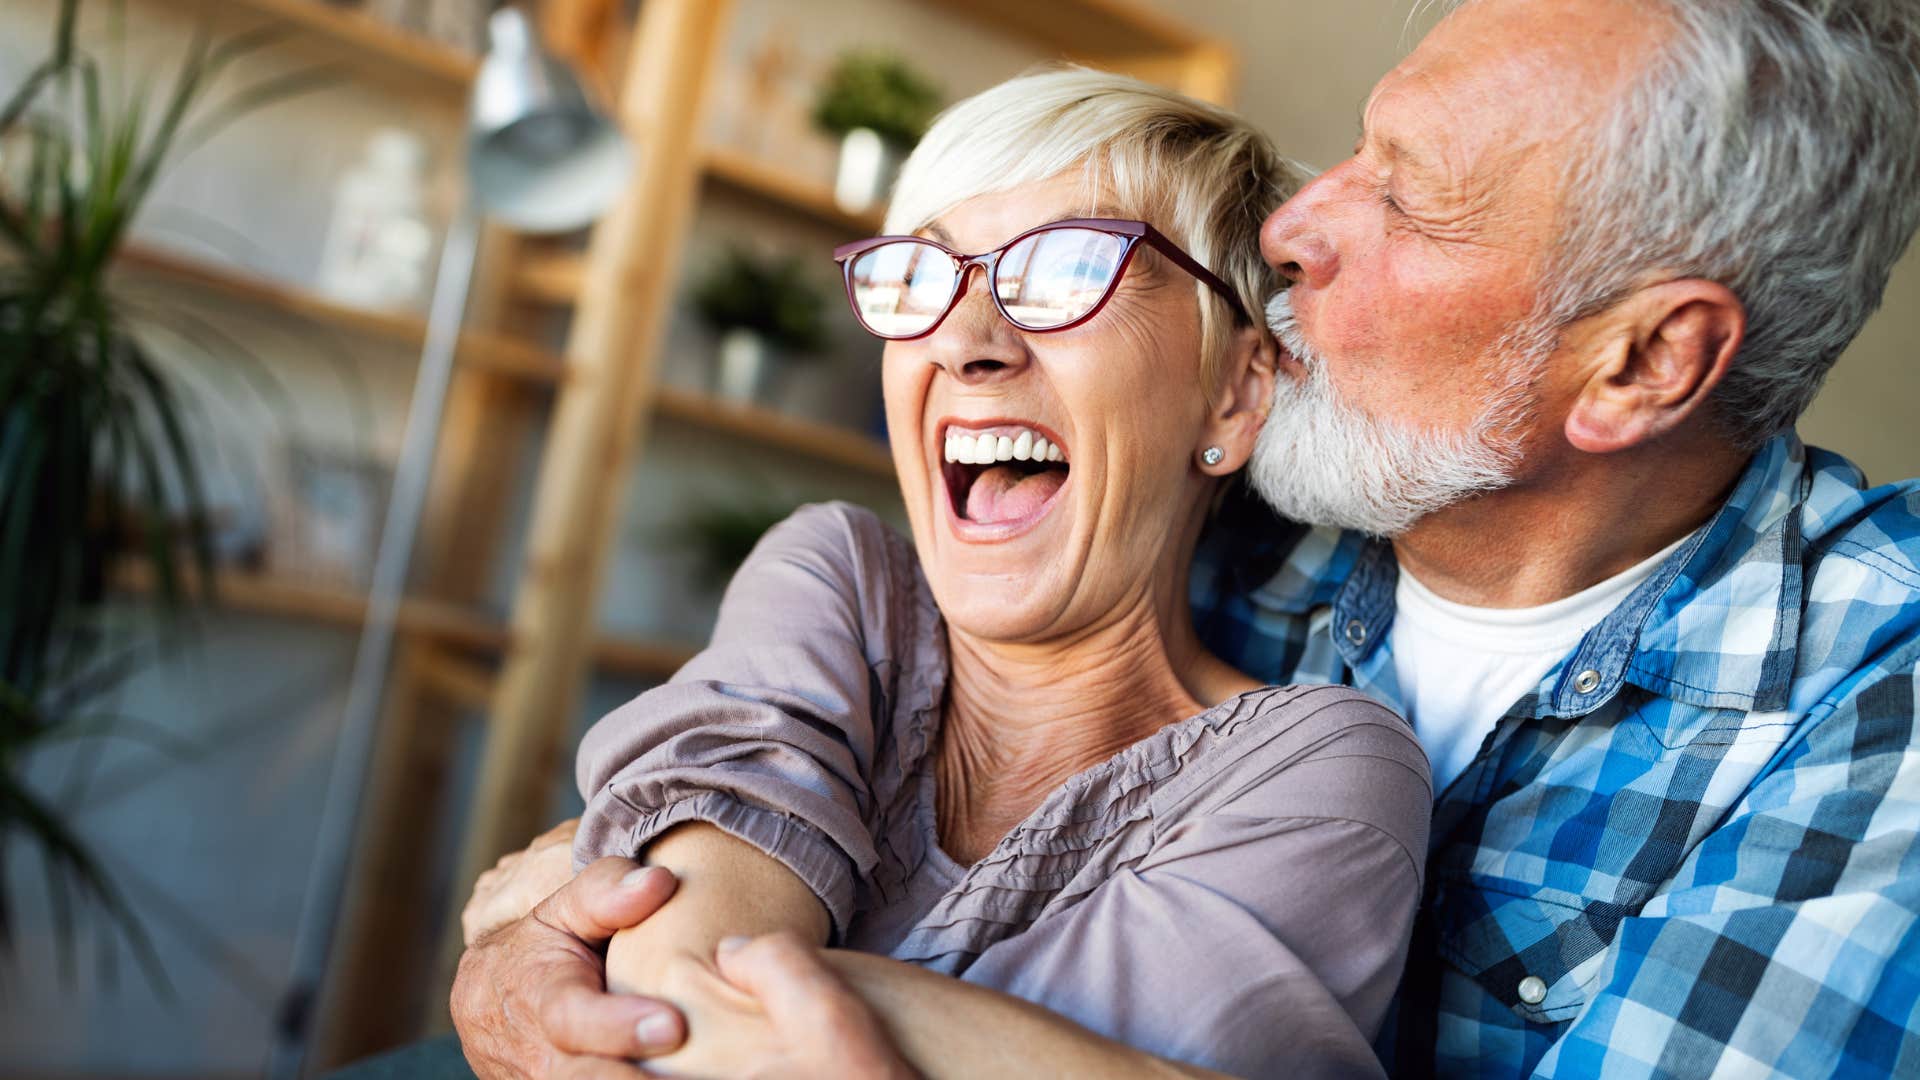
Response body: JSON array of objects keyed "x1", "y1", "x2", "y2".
[{"x1": 468, "y1": 6, "x2": 632, "y2": 233}]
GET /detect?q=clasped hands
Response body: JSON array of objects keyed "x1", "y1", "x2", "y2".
[{"x1": 452, "y1": 819, "x2": 914, "y2": 1079}]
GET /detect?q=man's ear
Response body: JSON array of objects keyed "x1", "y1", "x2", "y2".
[
  {"x1": 1564, "y1": 279, "x2": 1744, "y2": 453},
  {"x1": 1197, "y1": 324, "x2": 1277, "y2": 474}
]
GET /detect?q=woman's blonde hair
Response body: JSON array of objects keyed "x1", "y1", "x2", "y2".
[{"x1": 885, "y1": 66, "x2": 1306, "y2": 398}]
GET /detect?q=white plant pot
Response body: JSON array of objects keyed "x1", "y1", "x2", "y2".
[
  {"x1": 833, "y1": 127, "x2": 899, "y2": 215},
  {"x1": 716, "y1": 328, "x2": 773, "y2": 403}
]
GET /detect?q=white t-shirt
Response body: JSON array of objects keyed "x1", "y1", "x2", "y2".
[{"x1": 1390, "y1": 534, "x2": 1692, "y2": 795}]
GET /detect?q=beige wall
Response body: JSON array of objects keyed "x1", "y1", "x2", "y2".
[{"x1": 1149, "y1": 0, "x2": 1920, "y2": 484}]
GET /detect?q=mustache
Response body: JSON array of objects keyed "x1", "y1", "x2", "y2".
[{"x1": 1264, "y1": 289, "x2": 1317, "y2": 367}]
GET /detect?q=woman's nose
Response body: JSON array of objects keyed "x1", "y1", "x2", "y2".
[
  {"x1": 1260, "y1": 175, "x2": 1340, "y2": 289},
  {"x1": 924, "y1": 266, "x2": 1031, "y2": 384}
]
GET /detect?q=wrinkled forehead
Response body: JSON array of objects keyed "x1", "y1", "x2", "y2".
[{"x1": 1368, "y1": 0, "x2": 1667, "y2": 179}]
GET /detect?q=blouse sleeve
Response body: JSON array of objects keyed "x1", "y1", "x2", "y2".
[
  {"x1": 956, "y1": 691, "x2": 1431, "y2": 1078},
  {"x1": 572, "y1": 502, "x2": 928, "y2": 937}
]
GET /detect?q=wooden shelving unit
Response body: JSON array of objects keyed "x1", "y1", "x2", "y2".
[
  {"x1": 188, "y1": 0, "x2": 477, "y2": 91},
  {"x1": 111, "y1": 562, "x2": 699, "y2": 680},
  {"x1": 703, "y1": 144, "x2": 887, "y2": 234},
  {"x1": 111, "y1": 245, "x2": 896, "y2": 475},
  {"x1": 656, "y1": 385, "x2": 895, "y2": 475},
  {"x1": 922, "y1": 0, "x2": 1236, "y2": 104},
  {"x1": 508, "y1": 144, "x2": 886, "y2": 305},
  {"x1": 114, "y1": 246, "x2": 565, "y2": 382}
]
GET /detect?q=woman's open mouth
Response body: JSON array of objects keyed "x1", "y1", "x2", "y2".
[{"x1": 939, "y1": 421, "x2": 1071, "y2": 535}]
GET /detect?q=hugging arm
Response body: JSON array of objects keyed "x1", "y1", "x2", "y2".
[{"x1": 606, "y1": 698, "x2": 1428, "y2": 1078}]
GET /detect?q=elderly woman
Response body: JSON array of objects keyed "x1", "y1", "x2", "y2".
[{"x1": 469, "y1": 69, "x2": 1429, "y2": 1078}]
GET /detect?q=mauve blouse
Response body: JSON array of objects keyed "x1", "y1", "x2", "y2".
[{"x1": 575, "y1": 503, "x2": 1432, "y2": 1078}]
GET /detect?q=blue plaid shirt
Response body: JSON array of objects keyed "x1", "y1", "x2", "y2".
[{"x1": 1191, "y1": 432, "x2": 1920, "y2": 1078}]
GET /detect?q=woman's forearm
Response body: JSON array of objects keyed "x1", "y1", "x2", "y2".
[
  {"x1": 604, "y1": 823, "x2": 1225, "y2": 1079},
  {"x1": 823, "y1": 951, "x2": 1231, "y2": 1080},
  {"x1": 604, "y1": 821, "x2": 829, "y2": 1000}
]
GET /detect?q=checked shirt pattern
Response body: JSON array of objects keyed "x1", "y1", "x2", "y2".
[{"x1": 1190, "y1": 433, "x2": 1920, "y2": 1078}]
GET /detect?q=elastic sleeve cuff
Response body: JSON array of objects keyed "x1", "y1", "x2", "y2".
[{"x1": 591, "y1": 790, "x2": 858, "y2": 941}]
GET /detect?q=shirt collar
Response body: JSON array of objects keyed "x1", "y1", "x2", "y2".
[{"x1": 1244, "y1": 432, "x2": 1810, "y2": 716}]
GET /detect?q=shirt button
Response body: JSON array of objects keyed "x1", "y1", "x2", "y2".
[
  {"x1": 1573, "y1": 669, "x2": 1602, "y2": 694},
  {"x1": 1344, "y1": 619, "x2": 1367, "y2": 645},
  {"x1": 1517, "y1": 975, "x2": 1548, "y2": 1005}
]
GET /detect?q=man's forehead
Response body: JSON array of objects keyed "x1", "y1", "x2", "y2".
[{"x1": 1363, "y1": 0, "x2": 1665, "y2": 153}]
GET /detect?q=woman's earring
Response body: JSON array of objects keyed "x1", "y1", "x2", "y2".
[{"x1": 1201, "y1": 446, "x2": 1225, "y2": 467}]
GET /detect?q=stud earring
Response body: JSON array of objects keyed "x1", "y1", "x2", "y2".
[{"x1": 1201, "y1": 446, "x2": 1225, "y2": 467}]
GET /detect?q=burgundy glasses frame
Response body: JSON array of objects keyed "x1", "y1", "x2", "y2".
[{"x1": 830, "y1": 217, "x2": 1250, "y2": 341}]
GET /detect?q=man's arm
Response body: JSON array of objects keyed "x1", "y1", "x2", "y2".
[{"x1": 1533, "y1": 651, "x2": 1920, "y2": 1077}]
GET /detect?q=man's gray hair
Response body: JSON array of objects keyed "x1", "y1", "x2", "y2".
[{"x1": 1523, "y1": 0, "x2": 1920, "y2": 445}]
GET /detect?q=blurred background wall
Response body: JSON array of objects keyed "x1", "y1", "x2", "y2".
[{"x1": 0, "y1": 2, "x2": 1912, "y2": 1079}]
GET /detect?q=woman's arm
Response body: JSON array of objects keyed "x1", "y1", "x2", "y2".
[
  {"x1": 575, "y1": 503, "x2": 930, "y2": 936},
  {"x1": 605, "y1": 822, "x2": 829, "y2": 995},
  {"x1": 620, "y1": 691, "x2": 1427, "y2": 1079},
  {"x1": 612, "y1": 825, "x2": 1225, "y2": 1080}
]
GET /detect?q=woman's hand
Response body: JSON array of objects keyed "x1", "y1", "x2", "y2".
[
  {"x1": 625, "y1": 932, "x2": 916, "y2": 1080},
  {"x1": 462, "y1": 817, "x2": 581, "y2": 946}
]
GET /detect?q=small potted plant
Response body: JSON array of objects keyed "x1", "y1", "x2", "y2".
[
  {"x1": 691, "y1": 246, "x2": 827, "y2": 403},
  {"x1": 812, "y1": 51, "x2": 941, "y2": 214},
  {"x1": 669, "y1": 495, "x2": 803, "y2": 591}
]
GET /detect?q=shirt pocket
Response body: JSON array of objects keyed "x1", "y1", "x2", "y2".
[{"x1": 1432, "y1": 875, "x2": 1632, "y2": 1025}]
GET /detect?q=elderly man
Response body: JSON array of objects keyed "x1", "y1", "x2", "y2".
[{"x1": 436, "y1": 0, "x2": 1920, "y2": 1076}]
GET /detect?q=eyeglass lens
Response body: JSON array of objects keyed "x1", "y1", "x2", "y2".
[{"x1": 846, "y1": 227, "x2": 1130, "y2": 337}]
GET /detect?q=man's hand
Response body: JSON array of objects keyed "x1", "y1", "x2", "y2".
[
  {"x1": 452, "y1": 857, "x2": 689, "y2": 1079},
  {"x1": 463, "y1": 818, "x2": 582, "y2": 946},
  {"x1": 648, "y1": 926, "x2": 917, "y2": 1076}
]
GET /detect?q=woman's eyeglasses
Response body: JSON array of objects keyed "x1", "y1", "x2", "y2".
[{"x1": 831, "y1": 218, "x2": 1248, "y2": 341}]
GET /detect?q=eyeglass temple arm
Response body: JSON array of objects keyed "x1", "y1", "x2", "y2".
[{"x1": 1139, "y1": 227, "x2": 1251, "y2": 324}]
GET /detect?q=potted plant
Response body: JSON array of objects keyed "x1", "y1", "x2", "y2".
[
  {"x1": 0, "y1": 0, "x2": 320, "y2": 984},
  {"x1": 668, "y1": 495, "x2": 803, "y2": 591},
  {"x1": 690, "y1": 246, "x2": 827, "y2": 403},
  {"x1": 811, "y1": 51, "x2": 941, "y2": 214}
]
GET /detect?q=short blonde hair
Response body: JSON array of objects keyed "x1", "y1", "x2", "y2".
[{"x1": 885, "y1": 67, "x2": 1305, "y2": 398}]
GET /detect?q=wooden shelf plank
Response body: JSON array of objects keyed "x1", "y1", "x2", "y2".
[
  {"x1": 702, "y1": 146, "x2": 886, "y2": 235},
  {"x1": 113, "y1": 246, "x2": 567, "y2": 382},
  {"x1": 194, "y1": 0, "x2": 477, "y2": 90},
  {"x1": 111, "y1": 563, "x2": 693, "y2": 679},
  {"x1": 592, "y1": 636, "x2": 699, "y2": 679},
  {"x1": 111, "y1": 249, "x2": 889, "y2": 473},
  {"x1": 919, "y1": 0, "x2": 1210, "y2": 56},
  {"x1": 510, "y1": 249, "x2": 589, "y2": 305},
  {"x1": 511, "y1": 147, "x2": 884, "y2": 311},
  {"x1": 654, "y1": 385, "x2": 895, "y2": 476}
]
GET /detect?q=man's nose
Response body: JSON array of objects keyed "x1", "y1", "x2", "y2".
[
  {"x1": 924, "y1": 264, "x2": 1031, "y2": 385},
  {"x1": 1260, "y1": 174, "x2": 1340, "y2": 289}
]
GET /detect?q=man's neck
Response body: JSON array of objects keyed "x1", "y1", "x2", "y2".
[{"x1": 1392, "y1": 435, "x2": 1750, "y2": 608}]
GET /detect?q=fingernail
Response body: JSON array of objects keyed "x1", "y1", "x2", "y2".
[
  {"x1": 620, "y1": 866, "x2": 661, "y2": 889},
  {"x1": 716, "y1": 935, "x2": 750, "y2": 954},
  {"x1": 636, "y1": 1011, "x2": 678, "y2": 1049}
]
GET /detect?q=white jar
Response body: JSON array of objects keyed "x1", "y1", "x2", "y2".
[{"x1": 316, "y1": 128, "x2": 437, "y2": 310}]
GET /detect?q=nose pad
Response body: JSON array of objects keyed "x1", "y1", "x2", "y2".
[{"x1": 925, "y1": 261, "x2": 1029, "y2": 384}]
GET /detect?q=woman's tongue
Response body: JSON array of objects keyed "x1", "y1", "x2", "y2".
[{"x1": 964, "y1": 465, "x2": 1065, "y2": 524}]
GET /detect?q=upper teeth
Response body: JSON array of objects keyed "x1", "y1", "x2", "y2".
[{"x1": 943, "y1": 425, "x2": 1065, "y2": 465}]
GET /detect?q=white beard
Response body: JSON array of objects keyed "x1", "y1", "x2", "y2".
[{"x1": 1247, "y1": 291, "x2": 1548, "y2": 538}]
